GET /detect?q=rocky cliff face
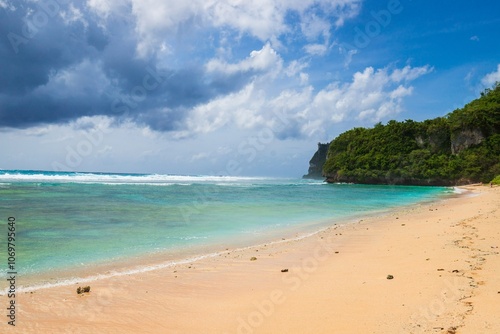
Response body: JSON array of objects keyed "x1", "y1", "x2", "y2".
[
  {"x1": 415, "y1": 132, "x2": 451, "y2": 154},
  {"x1": 451, "y1": 128, "x2": 485, "y2": 154},
  {"x1": 303, "y1": 143, "x2": 329, "y2": 179}
]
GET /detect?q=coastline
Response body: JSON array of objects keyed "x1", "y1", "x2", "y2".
[
  {"x1": 3, "y1": 185, "x2": 499, "y2": 333},
  {"x1": 1, "y1": 175, "x2": 449, "y2": 293},
  {"x1": 1, "y1": 184, "x2": 452, "y2": 294}
]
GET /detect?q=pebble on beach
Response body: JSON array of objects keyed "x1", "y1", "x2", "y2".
[{"x1": 77, "y1": 286, "x2": 91, "y2": 294}]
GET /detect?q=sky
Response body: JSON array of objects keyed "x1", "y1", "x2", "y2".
[{"x1": 0, "y1": 0, "x2": 499, "y2": 177}]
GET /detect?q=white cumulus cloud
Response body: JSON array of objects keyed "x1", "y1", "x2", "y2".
[
  {"x1": 206, "y1": 43, "x2": 282, "y2": 75},
  {"x1": 308, "y1": 66, "x2": 428, "y2": 129},
  {"x1": 120, "y1": 0, "x2": 362, "y2": 57},
  {"x1": 178, "y1": 63, "x2": 431, "y2": 139},
  {"x1": 481, "y1": 64, "x2": 500, "y2": 87}
]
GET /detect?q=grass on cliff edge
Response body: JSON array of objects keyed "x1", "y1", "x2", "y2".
[{"x1": 492, "y1": 175, "x2": 500, "y2": 185}]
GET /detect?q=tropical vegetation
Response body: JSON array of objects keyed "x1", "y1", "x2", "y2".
[{"x1": 322, "y1": 83, "x2": 500, "y2": 185}]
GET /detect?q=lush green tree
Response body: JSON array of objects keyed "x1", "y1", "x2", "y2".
[{"x1": 322, "y1": 84, "x2": 500, "y2": 185}]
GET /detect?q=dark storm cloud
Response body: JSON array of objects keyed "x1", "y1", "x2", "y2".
[
  {"x1": 0, "y1": 8, "x2": 86, "y2": 94},
  {"x1": 105, "y1": 65, "x2": 252, "y2": 133},
  {"x1": 0, "y1": 1, "x2": 255, "y2": 131},
  {"x1": 86, "y1": 24, "x2": 109, "y2": 52},
  {"x1": 0, "y1": 92, "x2": 111, "y2": 128}
]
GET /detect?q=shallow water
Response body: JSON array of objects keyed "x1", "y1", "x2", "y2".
[{"x1": 0, "y1": 170, "x2": 452, "y2": 291}]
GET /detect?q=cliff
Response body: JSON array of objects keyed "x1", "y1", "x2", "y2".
[
  {"x1": 307, "y1": 83, "x2": 500, "y2": 185},
  {"x1": 450, "y1": 128, "x2": 485, "y2": 154},
  {"x1": 303, "y1": 143, "x2": 329, "y2": 179}
]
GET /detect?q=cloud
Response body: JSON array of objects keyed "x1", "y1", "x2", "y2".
[
  {"x1": 304, "y1": 43, "x2": 328, "y2": 56},
  {"x1": 1, "y1": 0, "x2": 425, "y2": 147},
  {"x1": 390, "y1": 65, "x2": 434, "y2": 82},
  {"x1": 299, "y1": 72, "x2": 309, "y2": 85},
  {"x1": 309, "y1": 66, "x2": 428, "y2": 126},
  {"x1": 0, "y1": 0, "x2": 15, "y2": 10},
  {"x1": 127, "y1": 0, "x2": 362, "y2": 57},
  {"x1": 180, "y1": 82, "x2": 266, "y2": 136},
  {"x1": 470, "y1": 35, "x2": 480, "y2": 42},
  {"x1": 60, "y1": 4, "x2": 88, "y2": 27},
  {"x1": 300, "y1": 14, "x2": 331, "y2": 41},
  {"x1": 297, "y1": 65, "x2": 430, "y2": 136},
  {"x1": 0, "y1": 2, "x2": 259, "y2": 129},
  {"x1": 172, "y1": 64, "x2": 431, "y2": 140},
  {"x1": 206, "y1": 43, "x2": 282, "y2": 75},
  {"x1": 206, "y1": 1, "x2": 289, "y2": 41},
  {"x1": 481, "y1": 64, "x2": 500, "y2": 87},
  {"x1": 284, "y1": 60, "x2": 309, "y2": 77},
  {"x1": 334, "y1": 42, "x2": 358, "y2": 68},
  {"x1": 191, "y1": 152, "x2": 210, "y2": 162},
  {"x1": 0, "y1": 0, "x2": 362, "y2": 132}
]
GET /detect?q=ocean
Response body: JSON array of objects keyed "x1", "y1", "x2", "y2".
[{"x1": 0, "y1": 170, "x2": 453, "y2": 292}]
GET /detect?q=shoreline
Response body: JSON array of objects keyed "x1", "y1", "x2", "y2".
[
  {"x1": 1, "y1": 186, "x2": 458, "y2": 295},
  {"x1": 0, "y1": 208, "x2": 399, "y2": 294},
  {"x1": 3, "y1": 185, "x2": 499, "y2": 333}
]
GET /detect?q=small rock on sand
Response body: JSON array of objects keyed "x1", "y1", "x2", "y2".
[
  {"x1": 77, "y1": 286, "x2": 91, "y2": 294},
  {"x1": 250, "y1": 257, "x2": 257, "y2": 261},
  {"x1": 387, "y1": 275, "x2": 394, "y2": 280},
  {"x1": 281, "y1": 269, "x2": 288, "y2": 272}
]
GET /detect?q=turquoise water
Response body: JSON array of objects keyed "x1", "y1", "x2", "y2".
[{"x1": 0, "y1": 170, "x2": 452, "y2": 290}]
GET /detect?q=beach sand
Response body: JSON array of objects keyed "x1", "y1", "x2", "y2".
[{"x1": 3, "y1": 185, "x2": 499, "y2": 333}]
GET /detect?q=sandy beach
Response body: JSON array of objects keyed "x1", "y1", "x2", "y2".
[{"x1": 3, "y1": 185, "x2": 499, "y2": 333}]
